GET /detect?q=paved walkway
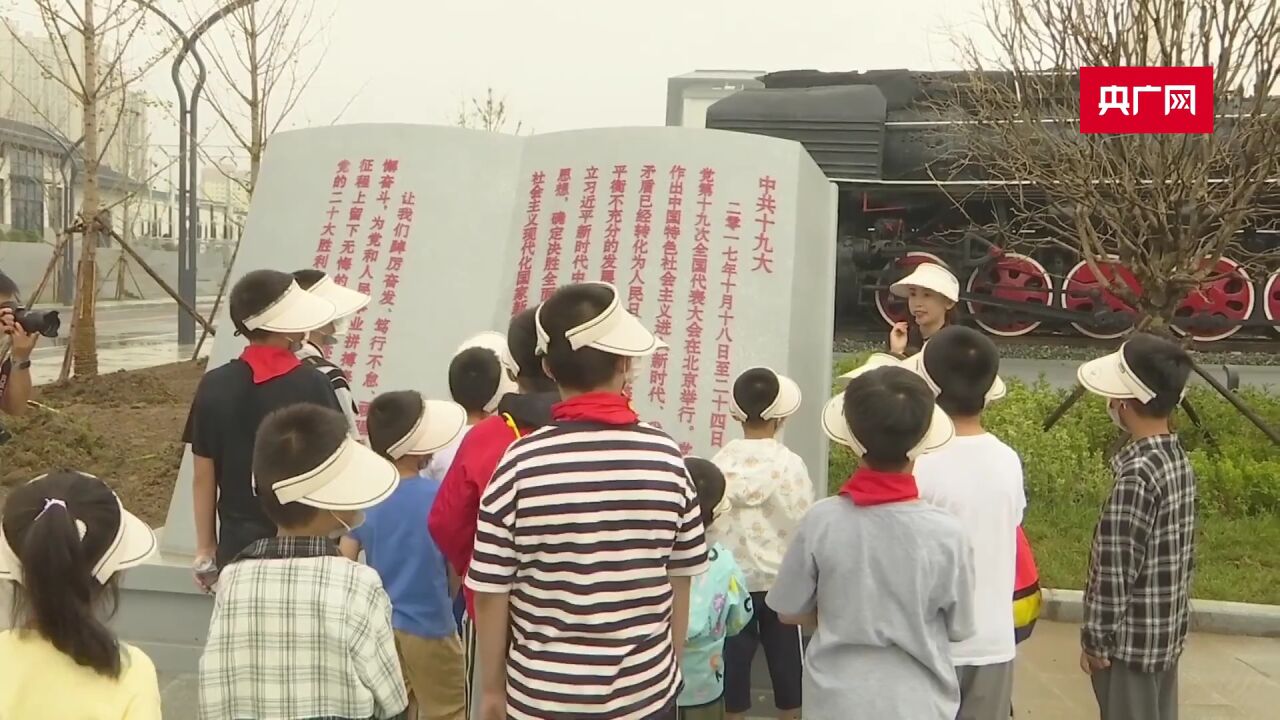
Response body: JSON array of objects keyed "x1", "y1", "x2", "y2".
[{"x1": 156, "y1": 621, "x2": 1279, "y2": 718}]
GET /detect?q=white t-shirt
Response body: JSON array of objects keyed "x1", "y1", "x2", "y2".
[
  {"x1": 709, "y1": 438, "x2": 815, "y2": 593},
  {"x1": 914, "y1": 432, "x2": 1026, "y2": 666},
  {"x1": 424, "y1": 424, "x2": 474, "y2": 480}
]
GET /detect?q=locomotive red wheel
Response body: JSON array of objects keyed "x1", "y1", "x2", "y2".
[
  {"x1": 1265, "y1": 269, "x2": 1280, "y2": 335},
  {"x1": 1062, "y1": 257, "x2": 1142, "y2": 339},
  {"x1": 1172, "y1": 257, "x2": 1254, "y2": 342},
  {"x1": 875, "y1": 251, "x2": 945, "y2": 327},
  {"x1": 965, "y1": 252, "x2": 1051, "y2": 337}
]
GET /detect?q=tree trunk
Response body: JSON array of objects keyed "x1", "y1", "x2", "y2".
[
  {"x1": 72, "y1": 0, "x2": 100, "y2": 376},
  {"x1": 248, "y1": 7, "x2": 262, "y2": 194}
]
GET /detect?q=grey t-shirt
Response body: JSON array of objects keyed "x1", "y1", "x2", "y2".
[{"x1": 766, "y1": 496, "x2": 977, "y2": 720}]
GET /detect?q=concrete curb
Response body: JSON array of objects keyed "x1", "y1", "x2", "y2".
[{"x1": 1041, "y1": 588, "x2": 1280, "y2": 638}]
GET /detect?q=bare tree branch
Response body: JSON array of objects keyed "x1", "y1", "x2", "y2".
[
  {"x1": 929, "y1": 0, "x2": 1280, "y2": 333},
  {"x1": 455, "y1": 87, "x2": 526, "y2": 134}
]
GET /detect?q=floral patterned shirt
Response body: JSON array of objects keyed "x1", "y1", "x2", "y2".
[
  {"x1": 709, "y1": 438, "x2": 816, "y2": 592},
  {"x1": 679, "y1": 542, "x2": 753, "y2": 707}
]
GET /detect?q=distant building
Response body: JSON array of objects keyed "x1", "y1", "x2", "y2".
[
  {"x1": 666, "y1": 70, "x2": 765, "y2": 128},
  {"x1": 0, "y1": 21, "x2": 149, "y2": 189},
  {"x1": 0, "y1": 117, "x2": 142, "y2": 245}
]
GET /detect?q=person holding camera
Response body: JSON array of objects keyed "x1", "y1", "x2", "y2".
[{"x1": 0, "y1": 271, "x2": 38, "y2": 417}]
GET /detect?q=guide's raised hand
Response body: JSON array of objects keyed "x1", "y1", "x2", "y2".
[{"x1": 889, "y1": 321, "x2": 909, "y2": 355}]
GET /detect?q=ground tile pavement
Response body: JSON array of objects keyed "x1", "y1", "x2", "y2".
[{"x1": 157, "y1": 620, "x2": 1280, "y2": 718}]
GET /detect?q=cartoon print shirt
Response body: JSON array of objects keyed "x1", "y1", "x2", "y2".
[
  {"x1": 709, "y1": 438, "x2": 816, "y2": 592},
  {"x1": 679, "y1": 542, "x2": 754, "y2": 707}
]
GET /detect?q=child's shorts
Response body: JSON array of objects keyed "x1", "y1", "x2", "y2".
[
  {"x1": 723, "y1": 591, "x2": 803, "y2": 713},
  {"x1": 678, "y1": 697, "x2": 725, "y2": 720},
  {"x1": 395, "y1": 630, "x2": 465, "y2": 720}
]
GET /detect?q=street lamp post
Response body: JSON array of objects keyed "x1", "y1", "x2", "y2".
[
  {"x1": 133, "y1": 0, "x2": 256, "y2": 344},
  {"x1": 32, "y1": 127, "x2": 83, "y2": 306}
]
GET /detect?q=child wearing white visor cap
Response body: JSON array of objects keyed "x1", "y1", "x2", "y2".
[
  {"x1": 1075, "y1": 333, "x2": 1196, "y2": 720},
  {"x1": 425, "y1": 332, "x2": 521, "y2": 483},
  {"x1": 713, "y1": 367, "x2": 811, "y2": 720},
  {"x1": 905, "y1": 326, "x2": 1025, "y2": 720},
  {"x1": 183, "y1": 269, "x2": 346, "y2": 592},
  {"x1": 467, "y1": 282, "x2": 709, "y2": 720},
  {"x1": 0, "y1": 471, "x2": 161, "y2": 718},
  {"x1": 341, "y1": 390, "x2": 468, "y2": 720},
  {"x1": 888, "y1": 261, "x2": 959, "y2": 358},
  {"x1": 767, "y1": 356, "x2": 977, "y2": 720},
  {"x1": 293, "y1": 268, "x2": 372, "y2": 438},
  {"x1": 199, "y1": 404, "x2": 408, "y2": 720}
]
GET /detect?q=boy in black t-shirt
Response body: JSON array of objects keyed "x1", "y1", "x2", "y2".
[{"x1": 183, "y1": 269, "x2": 344, "y2": 591}]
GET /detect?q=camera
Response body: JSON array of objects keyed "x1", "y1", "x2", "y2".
[{"x1": 0, "y1": 301, "x2": 60, "y2": 338}]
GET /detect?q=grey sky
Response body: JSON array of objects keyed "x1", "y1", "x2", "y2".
[{"x1": 10, "y1": 0, "x2": 993, "y2": 155}]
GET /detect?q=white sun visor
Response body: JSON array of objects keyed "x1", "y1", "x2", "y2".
[
  {"x1": 305, "y1": 274, "x2": 370, "y2": 319},
  {"x1": 387, "y1": 400, "x2": 468, "y2": 459},
  {"x1": 837, "y1": 352, "x2": 904, "y2": 381},
  {"x1": 270, "y1": 437, "x2": 400, "y2": 510},
  {"x1": 0, "y1": 484, "x2": 157, "y2": 586},
  {"x1": 535, "y1": 282, "x2": 666, "y2": 357},
  {"x1": 455, "y1": 332, "x2": 521, "y2": 412},
  {"x1": 901, "y1": 344, "x2": 1007, "y2": 404},
  {"x1": 822, "y1": 359, "x2": 955, "y2": 459},
  {"x1": 1077, "y1": 341, "x2": 1179, "y2": 403},
  {"x1": 729, "y1": 368, "x2": 802, "y2": 421},
  {"x1": 890, "y1": 263, "x2": 960, "y2": 303},
  {"x1": 242, "y1": 281, "x2": 339, "y2": 334}
]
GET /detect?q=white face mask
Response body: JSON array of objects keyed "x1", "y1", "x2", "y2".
[
  {"x1": 1107, "y1": 400, "x2": 1127, "y2": 430},
  {"x1": 328, "y1": 510, "x2": 365, "y2": 538}
]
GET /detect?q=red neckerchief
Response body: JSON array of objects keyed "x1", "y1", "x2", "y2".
[
  {"x1": 240, "y1": 345, "x2": 302, "y2": 384},
  {"x1": 552, "y1": 391, "x2": 639, "y2": 425},
  {"x1": 838, "y1": 467, "x2": 919, "y2": 507}
]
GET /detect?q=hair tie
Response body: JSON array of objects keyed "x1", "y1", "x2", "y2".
[
  {"x1": 34, "y1": 498, "x2": 88, "y2": 540},
  {"x1": 35, "y1": 498, "x2": 67, "y2": 519}
]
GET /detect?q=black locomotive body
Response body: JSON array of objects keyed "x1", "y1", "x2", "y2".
[{"x1": 704, "y1": 69, "x2": 1280, "y2": 342}]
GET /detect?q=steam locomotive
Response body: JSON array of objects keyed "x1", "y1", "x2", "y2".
[{"x1": 701, "y1": 69, "x2": 1280, "y2": 342}]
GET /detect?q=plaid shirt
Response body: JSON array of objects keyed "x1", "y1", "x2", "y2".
[
  {"x1": 199, "y1": 536, "x2": 408, "y2": 720},
  {"x1": 1083, "y1": 435, "x2": 1197, "y2": 672}
]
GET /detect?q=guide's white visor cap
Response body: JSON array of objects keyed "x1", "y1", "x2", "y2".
[
  {"x1": 305, "y1": 275, "x2": 370, "y2": 319},
  {"x1": 0, "y1": 481, "x2": 157, "y2": 586},
  {"x1": 823, "y1": 355, "x2": 955, "y2": 458},
  {"x1": 242, "y1": 281, "x2": 339, "y2": 334},
  {"x1": 536, "y1": 282, "x2": 666, "y2": 357},
  {"x1": 890, "y1": 263, "x2": 960, "y2": 303},
  {"x1": 270, "y1": 438, "x2": 400, "y2": 511},
  {"x1": 1077, "y1": 342, "x2": 1161, "y2": 403},
  {"x1": 387, "y1": 400, "x2": 468, "y2": 459}
]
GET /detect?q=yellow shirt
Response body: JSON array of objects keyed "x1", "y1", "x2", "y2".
[{"x1": 0, "y1": 630, "x2": 161, "y2": 720}]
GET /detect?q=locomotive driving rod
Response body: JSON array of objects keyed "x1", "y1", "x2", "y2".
[{"x1": 1042, "y1": 363, "x2": 1280, "y2": 447}]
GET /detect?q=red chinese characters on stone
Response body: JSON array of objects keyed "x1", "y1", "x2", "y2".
[
  {"x1": 601, "y1": 165, "x2": 627, "y2": 285},
  {"x1": 679, "y1": 168, "x2": 714, "y2": 427},
  {"x1": 753, "y1": 176, "x2": 776, "y2": 274},
  {"x1": 512, "y1": 171, "x2": 546, "y2": 314},
  {"x1": 543, "y1": 209, "x2": 566, "y2": 301},
  {"x1": 572, "y1": 167, "x2": 600, "y2": 284},
  {"x1": 712, "y1": 201, "x2": 742, "y2": 448},
  {"x1": 649, "y1": 164, "x2": 685, "y2": 406},
  {"x1": 315, "y1": 160, "x2": 351, "y2": 270},
  {"x1": 628, "y1": 164, "x2": 656, "y2": 315},
  {"x1": 364, "y1": 187, "x2": 413, "y2": 392},
  {"x1": 555, "y1": 168, "x2": 573, "y2": 199}
]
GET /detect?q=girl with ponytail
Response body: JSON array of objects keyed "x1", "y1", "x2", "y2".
[{"x1": 0, "y1": 470, "x2": 162, "y2": 719}]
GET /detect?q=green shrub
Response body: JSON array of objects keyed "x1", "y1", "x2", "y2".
[{"x1": 822, "y1": 361, "x2": 1280, "y2": 602}]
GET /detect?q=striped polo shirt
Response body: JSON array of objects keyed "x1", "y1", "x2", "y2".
[{"x1": 466, "y1": 421, "x2": 710, "y2": 720}]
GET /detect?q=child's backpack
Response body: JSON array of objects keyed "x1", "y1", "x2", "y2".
[{"x1": 1013, "y1": 525, "x2": 1042, "y2": 644}]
